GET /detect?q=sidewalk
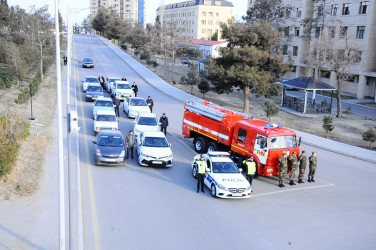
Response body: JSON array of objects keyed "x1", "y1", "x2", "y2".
[{"x1": 97, "y1": 36, "x2": 376, "y2": 164}]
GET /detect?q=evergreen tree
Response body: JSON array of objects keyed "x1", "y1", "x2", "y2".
[{"x1": 323, "y1": 116, "x2": 334, "y2": 138}]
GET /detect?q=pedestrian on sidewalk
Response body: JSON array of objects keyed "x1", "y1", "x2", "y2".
[
  {"x1": 113, "y1": 96, "x2": 120, "y2": 117},
  {"x1": 308, "y1": 152, "x2": 317, "y2": 182},
  {"x1": 125, "y1": 131, "x2": 136, "y2": 159},
  {"x1": 63, "y1": 55, "x2": 67, "y2": 65},
  {"x1": 298, "y1": 151, "x2": 307, "y2": 183},
  {"x1": 159, "y1": 113, "x2": 168, "y2": 135},
  {"x1": 278, "y1": 152, "x2": 288, "y2": 188},
  {"x1": 131, "y1": 82, "x2": 138, "y2": 97},
  {"x1": 146, "y1": 96, "x2": 154, "y2": 112},
  {"x1": 288, "y1": 152, "x2": 298, "y2": 185}
]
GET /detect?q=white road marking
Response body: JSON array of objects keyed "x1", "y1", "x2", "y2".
[{"x1": 251, "y1": 183, "x2": 335, "y2": 198}]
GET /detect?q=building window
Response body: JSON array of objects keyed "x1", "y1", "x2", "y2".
[
  {"x1": 317, "y1": 5, "x2": 324, "y2": 17},
  {"x1": 293, "y1": 46, "x2": 298, "y2": 56},
  {"x1": 202, "y1": 28, "x2": 206, "y2": 33},
  {"x1": 286, "y1": 8, "x2": 291, "y2": 18},
  {"x1": 339, "y1": 26, "x2": 348, "y2": 38},
  {"x1": 216, "y1": 12, "x2": 219, "y2": 16},
  {"x1": 201, "y1": 20, "x2": 206, "y2": 25},
  {"x1": 237, "y1": 129, "x2": 247, "y2": 143},
  {"x1": 329, "y1": 26, "x2": 336, "y2": 38},
  {"x1": 315, "y1": 27, "x2": 321, "y2": 38},
  {"x1": 359, "y1": 1, "x2": 369, "y2": 14},
  {"x1": 295, "y1": 27, "x2": 300, "y2": 37},
  {"x1": 296, "y1": 7, "x2": 302, "y2": 18},
  {"x1": 354, "y1": 50, "x2": 362, "y2": 63},
  {"x1": 202, "y1": 11, "x2": 207, "y2": 16},
  {"x1": 342, "y1": 3, "x2": 350, "y2": 15},
  {"x1": 282, "y1": 45, "x2": 288, "y2": 55},
  {"x1": 207, "y1": 29, "x2": 212, "y2": 34},
  {"x1": 209, "y1": 12, "x2": 213, "y2": 17},
  {"x1": 284, "y1": 26, "x2": 290, "y2": 37},
  {"x1": 356, "y1": 26, "x2": 365, "y2": 39},
  {"x1": 215, "y1": 20, "x2": 219, "y2": 25},
  {"x1": 208, "y1": 20, "x2": 213, "y2": 25}
]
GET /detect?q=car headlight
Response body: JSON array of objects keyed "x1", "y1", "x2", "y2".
[
  {"x1": 141, "y1": 152, "x2": 149, "y2": 158},
  {"x1": 86, "y1": 95, "x2": 92, "y2": 97},
  {"x1": 246, "y1": 185, "x2": 251, "y2": 191},
  {"x1": 166, "y1": 154, "x2": 173, "y2": 158},
  {"x1": 217, "y1": 184, "x2": 227, "y2": 191},
  {"x1": 119, "y1": 150, "x2": 125, "y2": 158},
  {"x1": 96, "y1": 149, "x2": 102, "y2": 156}
]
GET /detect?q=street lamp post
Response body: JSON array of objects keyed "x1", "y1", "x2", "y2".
[{"x1": 21, "y1": 84, "x2": 35, "y2": 120}]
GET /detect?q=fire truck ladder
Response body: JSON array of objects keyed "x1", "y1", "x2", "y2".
[{"x1": 185, "y1": 100, "x2": 253, "y2": 122}]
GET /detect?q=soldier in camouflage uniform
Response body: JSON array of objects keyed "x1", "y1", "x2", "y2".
[
  {"x1": 308, "y1": 152, "x2": 317, "y2": 182},
  {"x1": 288, "y1": 152, "x2": 298, "y2": 185},
  {"x1": 298, "y1": 151, "x2": 307, "y2": 184},
  {"x1": 278, "y1": 152, "x2": 288, "y2": 188}
]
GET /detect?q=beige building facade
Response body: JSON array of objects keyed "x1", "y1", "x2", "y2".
[
  {"x1": 156, "y1": 0, "x2": 234, "y2": 40},
  {"x1": 249, "y1": 0, "x2": 376, "y2": 101},
  {"x1": 90, "y1": 0, "x2": 146, "y2": 24}
]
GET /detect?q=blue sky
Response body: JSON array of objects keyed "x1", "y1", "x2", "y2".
[{"x1": 8, "y1": 0, "x2": 248, "y2": 25}]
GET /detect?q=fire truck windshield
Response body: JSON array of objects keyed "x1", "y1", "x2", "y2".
[{"x1": 269, "y1": 135, "x2": 297, "y2": 149}]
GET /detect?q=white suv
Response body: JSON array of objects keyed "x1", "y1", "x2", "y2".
[
  {"x1": 93, "y1": 110, "x2": 118, "y2": 136},
  {"x1": 111, "y1": 80, "x2": 134, "y2": 100}
]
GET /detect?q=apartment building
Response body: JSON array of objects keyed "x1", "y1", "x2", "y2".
[
  {"x1": 156, "y1": 0, "x2": 234, "y2": 40},
  {"x1": 90, "y1": 0, "x2": 146, "y2": 24},
  {"x1": 249, "y1": 0, "x2": 376, "y2": 101}
]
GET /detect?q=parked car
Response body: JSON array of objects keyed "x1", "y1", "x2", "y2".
[
  {"x1": 111, "y1": 80, "x2": 134, "y2": 100},
  {"x1": 82, "y1": 58, "x2": 94, "y2": 68},
  {"x1": 92, "y1": 97, "x2": 114, "y2": 119},
  {"x1": 123, "y1": 97, "x2": 151, "y2": 118},
  {"x1": 85, "y1": 84, "x2": 103, "y2": 102},
  {"x1": 181, "y1": 58, "x2": 191, "y2": 65},
  {"x1": 133, "y1": 113, "x2": 160, "y2": 139},
  {"x1": 93, "y1": 130, "x2": 125, "y2": 166},
  {"x1": 93, "y1": 110, "x2": 118, "y2": 136},
  {"x1": 82, "y1": 76, "x2": 100, "y2": 92},
  {"x1": 136, "y1": 131, "x2": 173, "y2": 167},
  {"x1": 105, "y1": 77, "x2": 121, "y2": 93}
]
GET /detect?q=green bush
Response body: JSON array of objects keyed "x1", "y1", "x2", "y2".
[
  {"x1": 0, "y1": 77, "x2": 12, "y2": 89},
  {"x1": 15, "y1": 87, "x2": 29, "y2": 104},
  {"x1": 121, "y1": 44, "x2": 128, "y2": 50},
  {"x1": 140, "y1": 50, "x2": 150, "y2": 61}
]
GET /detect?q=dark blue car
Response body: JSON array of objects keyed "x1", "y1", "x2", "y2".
[{"x1": 85, "y1": 84, "x2": 103, "y2": 102}]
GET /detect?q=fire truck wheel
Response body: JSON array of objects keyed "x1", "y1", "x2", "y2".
[
  {"x1": 210, "y1": 184, "x2": 217, "y2": 198},
  {"x1": 207, "y1": 142, "x2": 217, "y2": 152},
  {"x1": 194, "y1": 137, "x2": 207, "y2": 153},
  {"x1": 192, "y1": 165, "x2": 198, "y2": 178}
]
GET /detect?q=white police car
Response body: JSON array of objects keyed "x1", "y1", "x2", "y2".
[{"x1": 191, "y1": 152, "x2": 251, "y2": 198}]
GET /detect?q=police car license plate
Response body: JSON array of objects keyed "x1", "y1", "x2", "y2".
[
  {"x1": 232, "y1": 193, "x2": 242, "y2": 197},
  {"x1": 152, "y1": 161, "x2": 162, "y2": 164}
]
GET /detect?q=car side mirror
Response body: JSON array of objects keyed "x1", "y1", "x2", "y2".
[
  {"x1": 92, "y1": 141, "x2": 97, "y2": 144},
  {"x1": 168, "y1": 144, "x2": 171, "y2": 147},
  {"x1": 81, "y1": 80, "x2": 84, "y2": 82},
  {"x1": 238, "y1": 168, "x2": 243, "y2": 172}
]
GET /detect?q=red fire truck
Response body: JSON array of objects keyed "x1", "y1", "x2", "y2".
[{"x1": 182, "y1": 100, "x2": 301, "y2": 177}]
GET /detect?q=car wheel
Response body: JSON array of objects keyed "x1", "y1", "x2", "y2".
[
  {"x1": 210, "y1": 184, "x2": 217, "y2": 198},
  {"x1": 194, "y1": 137, "x2": 207, "y2": 153},
  {"x1": 85, "y1": 97, "x2": 89, "y2": 102},
  {"x1": 207, "y1": 142, "x2": 217, "y2": 152},
  {"x1": 192, "y1": 165, "x2": 198, "y2": 178}
]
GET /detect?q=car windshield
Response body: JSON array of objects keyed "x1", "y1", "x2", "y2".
[
  {"x1": 96, "y1": 115, "x2": 116, "y2": 122},
  {"x1": 108, "y1": 78, "x2": 120, "y2": 83},
  {"x1": 84, "y1": 58, "x2": 93, "y2": 63},
  {"x1": 212, "y1": 162, "x2": 239, "y2": 173},
  {"x1": 86, "y1": 77, "x2": 99, "y2": 83},
  {"x1": 98, "y1": 135, "x2": 124, "y2": 147},
  {"x1": 143, "y1": 137, "x2": 168, "y2": 147},
  {"x1": 117, "y1": 84, "x2": 131, "y2": 89},
  {"x1": 269, "y1": 135, "x2": 297, "y2": 149},
  {"x1": 87, "y1": 86, "x2": 102, "y2": 92},
  {"x1": 138, "y1": 117, "x2": 157, "y2": 126},
  {"x1": 130, "y1": 99, "x2": 147, "y2": 106},
  {"x1": 95, "y1": 100, "x2": 113, "y2": 107}
]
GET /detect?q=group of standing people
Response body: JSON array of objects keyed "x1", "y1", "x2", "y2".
[{"x1": 278, "y1": 151, "x2": 318, "y2": 188}]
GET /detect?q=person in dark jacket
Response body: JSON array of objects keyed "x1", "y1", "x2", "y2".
[
  {"x1": 121, "y1": 76, "x2": 127, "y2": 81},
  {"x1": 113, "y1": 96, "x2": 120, "y2": 117},
  {"x1": 125, "y1": 131, "x2": 136, "y2": 159},
  {"x1": 159, "y1": 113, "x2": 169, "y2": 135},
  {"x1": 98, "y1": 74, "x2": 105, "y2": 89},
  {"x1": 146, "y1": 96, "x2": 154, "y2": 112},
  {"x1": 63, "y1": 55, "x2": 67, "y2": 65},
  {"x1": 131, "y1": 82, "x2": 138, "y2": 97}
]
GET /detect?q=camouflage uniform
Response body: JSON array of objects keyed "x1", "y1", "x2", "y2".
[
  {"x1": 288, "y1": 153, "x2": 298, "y2": 184},
  {"x1": 298, "y1": 153, "x2": 307, "y2": 183},
  {"x1": 308, "y1": 152, "x2": 317, "y2": 182},
  {"x1": 278, "y1": 154, "x2": 288, "y2": 187}
]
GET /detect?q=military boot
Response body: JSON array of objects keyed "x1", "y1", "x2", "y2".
[
  {"x1": 289, "y1": 180, "x2": 294, "y2": 186},
  {"x1": 311, "y1": 178, "x2": 315, "y2": 182},
  {"x1": 300, "y1": 179, "x2": 304, "y2": 183},
  {"x1": 298, "y1": 179, "x2": 302, "y2": 184},
  {"x1": 308, "y1": 177, "x2": 311, "y2": 182}
]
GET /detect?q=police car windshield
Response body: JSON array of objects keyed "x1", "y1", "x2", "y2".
[
  {"x1": 98, "y1": 135, "x2": 124, "y2": 147},
  {"x1": 143, "y1": 137, "x2": 168, "y2": 147},
  {"x1": 117, "y1": 84, "x2": 131, "y2": 89},
  {"x1": 212, "y1": 162, "x2": 239, "y2": 173},
  {"x1": 96, "y1": 100, "x2": 113, "y2": 107},
  {"x1": 138, "y1": 117, "x2": 157, "y2": 126},
  {"x1": 269, "y1": 135, "x2": 297, "y2": 149},
  {"x1": 96, "y1": 115, "x2": 116, "y2": 122}
]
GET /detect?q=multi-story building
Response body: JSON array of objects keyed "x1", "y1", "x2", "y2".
[
  {"x1": 248, "y1": 0, "x2": 376, "y2": 101},
  {"x1": 156, "y1": 0, "x2": 234, "y2": 40},
  {"x1": 90, "y1": 0, "x2": 146, "y2": 25}
]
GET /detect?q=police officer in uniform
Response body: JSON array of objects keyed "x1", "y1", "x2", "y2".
[
  {"x1": 288, "y1": 151, "x2": 298, "y2": 185},
  {"x1": 298, "y1": 151, "x2": 307, "y2": 183},
  {"x1": 195, "y1": 154, "x2": 208, "y2": 193},
  {"x1": 243, "y1": 156, "x2": 256, "y2": 187},
  {"x1": 308, "y1": 151, "x2": 317, "y2": 182},
  {"x1": 278, "y1": 152, "x2": 288, "y2": 188}
]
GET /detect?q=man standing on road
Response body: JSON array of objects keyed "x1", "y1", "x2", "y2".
[
  {"x1": 298, "y1": 151, "x2": 307, "y2": 183},
  {"x1": 308, "y1": 152, "x2": 317, "y2": 182},
  {"x1": 126, "y1": 131, "x2": 136, "y2": 159},
  {"x1": 243, "y1": 156, "x2": 256, "y2": 188},
  {"x1": 131, "y1": 82, "x2": 138, "y2": 97},
  {"x1": 278, "y1": 152, "x2": 288, "y2": 188},
  {"x1": 146, "y1": 96, "x2": 154, "y2": 112},
  {"x1": 113, "y1": 96, "x2": 120, "y2": 117},
  {"x1": 288, "y1": 152, "x2": 298, "y2": 185},
  {"x1": 195, "y1": 154, "x2": 208, "y2": 193},
  {"x1": 159, "y1": 113, "x2": 168, "y2": 135},
  {"x1": 121, "y1": 76, "x2": 127, "y2": 81},
  {"x1": 98, "y1": 74, "x2": 105, "y2": 89}
]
